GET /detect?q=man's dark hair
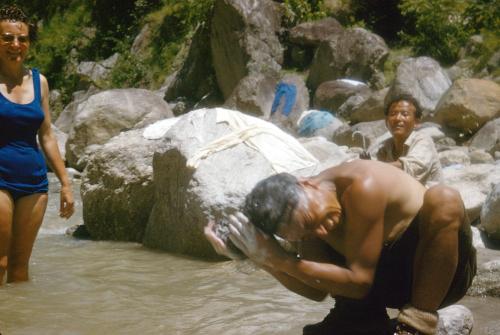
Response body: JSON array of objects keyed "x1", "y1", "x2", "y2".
[
  {"x1": 384, "y1": 94, "x2": 422, "y2": 119},
  {"x1": 243, "y1": 173, "x2": 304, "y2": 235},
  {"x1": 0, "y1": 5, "x2": 37, "y2": 42}
]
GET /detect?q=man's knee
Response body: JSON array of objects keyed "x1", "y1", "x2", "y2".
[{"x1": 422, "y1": 185, "x2": 464, "y2": 233}]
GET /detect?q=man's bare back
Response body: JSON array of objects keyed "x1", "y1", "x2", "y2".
[{"x1": 314, "y1": 159, "x2": 427, "y2": 252}]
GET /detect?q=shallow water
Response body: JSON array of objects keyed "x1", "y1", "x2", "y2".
[{"x1": 0, "y1": 175, "x2": 499, "y2": 335}]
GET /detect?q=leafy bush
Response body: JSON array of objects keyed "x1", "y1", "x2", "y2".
[
  {"x1": 346, "y1": 0, "x2": 403, "y2": 43},
  {"x1": 398, "y1": 0, "x2": 471, "y2": 65},
  {"x1": 27, "y1": 2, "x2": 92, "y2": 104},
  {"x1": 282, "y1": 0, "x2": 327, "y2": 28}
]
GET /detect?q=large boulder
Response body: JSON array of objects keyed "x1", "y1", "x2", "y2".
[
  {"x1": 332, "y1": 120, "x2": 388, "y2": 149},
  {"x1": 66, "y1": 89, "x2": 174, "y2": 171},
  {"x1": 211, "y1": 0, "x2": 283, "y2": 115},
  {"x1": 288, "y1": 17, "x2": 344, "y2": 47},
  {"x1": 438, "y1": 147, "x2": 471, "y2": 167},
  {"x1": 165, "y1": 22, "x2": 221, "y2": 107},
  {"x1": 433, "y1": 79, "x2": 500, "y2": 136},
  {"x1": 469, "y1": 118, "x2": 500, "y2": 155},
  {"x1": 76, "y1": 53, "x2": 119, "y2": 89},
  {"x1": 55, "y1": 88, "x2": 99, "y2": 134},
  {"x1": 313, "y1": 79, "x2": 370, "y2": 114},
  {"x1": 224, "y1": 73, "x2": 278, "y2": 116},
  {"x1": 480, "y1": 183, "x2": 500, "y2": 241},
  {"x1": 348, "y1": 87, "x2": 389, "y2": 124},
  {"x1": 442, "y1": 164, "x2": 500, "y2": 222},
  {"x1": 143, "y1": 108, "x2": 337, "y2": 258},
  {"x1": 81, "y1": 125, "x2": 174, "y2": 242},
  {"x1": 307, "y1": 27, "x2": 388, "y2": 92},
  {"x1": 386, "y1": 57, "x2": 451, "y2": 118}
]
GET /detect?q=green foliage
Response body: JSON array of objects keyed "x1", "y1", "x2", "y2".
[
  {"x1": 102, "y1": 0, "x2": 215, "y2": 90},
  {"x1": 347, "y1": 0, "x2": 403, "y2": 42},
  {"x1": 106, "y1": 49, "x2": 149, "y2": 89},
  {"x1": 464, "y1": 0, "x2": 500, "y2": 34},
  {"x1": 282, "y1": 0, "x2": 327, "y2": 28},
  {"x1": 27, "y1": 2, "x2": 92, "y2": 103},
  {"x1": 398, "y1": 0, "x2": 471, "y2": 65},
  {"x1": 144, "y1": 0, "x2": 214, "y2": 83},
  {"x1": 89, "y1": 0, "x2": 162, "y2": 58}
]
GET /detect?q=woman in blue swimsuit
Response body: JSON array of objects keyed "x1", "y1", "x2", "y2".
[{"x1": 0, "y1": 5, "x2": 74, "y2": 285}]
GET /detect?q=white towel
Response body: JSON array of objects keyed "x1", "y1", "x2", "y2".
[{"x1": 187, "y1": 108, "x2": 318, "y2": 173}]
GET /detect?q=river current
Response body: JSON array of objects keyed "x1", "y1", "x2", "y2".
[{"x1": 1, "y1": 175, "x2": 499, "y2": 334}]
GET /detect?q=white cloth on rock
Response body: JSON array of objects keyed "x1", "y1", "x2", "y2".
[{"x1": 187, "y1": 108, "x2": 318, "y2": 173}]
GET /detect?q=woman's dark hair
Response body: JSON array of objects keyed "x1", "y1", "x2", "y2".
[
  {"x1": 384, "y1": 94, "x2": 422, "y2": 119},
  {"x1": 0, "y1": 5, "x2": 37, "y2": 42},
  {"x1": 243, "y1": 173, "x2": 304, "y2": 234}
]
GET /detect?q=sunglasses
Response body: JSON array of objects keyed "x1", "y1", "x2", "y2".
[{"x1": 0, "y1": 34, "x2": 29, "y2": 45}]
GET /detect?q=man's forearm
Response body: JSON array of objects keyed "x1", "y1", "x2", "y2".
[
  {"x1": 272, "y1": 254, "x2": 372, "y2": 300},
  {"x1": 261, "y1": 264, "x2": 328, "y2": 301}
]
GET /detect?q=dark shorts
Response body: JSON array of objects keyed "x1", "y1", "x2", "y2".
[
  {"x1": 367, "y1": 214, "x2": 477, "y2": 309},
  {"x1": 0, "y1": 186, "x2": 48, "y2": 202}
]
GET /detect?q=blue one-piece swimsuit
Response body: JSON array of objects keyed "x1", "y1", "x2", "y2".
[{"x1": 0, "y1": 68, "x2": 48, "y2": 201}]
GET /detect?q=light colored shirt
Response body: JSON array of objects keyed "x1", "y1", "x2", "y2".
[{"x1": 369, "y1": 130, "x2": 443, "y2": 188}]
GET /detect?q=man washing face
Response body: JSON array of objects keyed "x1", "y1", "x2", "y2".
[{"x1": 205, "y1": 159, "x2": 476, "y2": 335}]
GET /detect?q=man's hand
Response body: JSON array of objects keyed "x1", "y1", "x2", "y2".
[
  {"x1": 204, "y1": 220, "x2": 245, "y2": 260},
  {"x1": 228, "y1": 212, "x2": 286, "y2": 266}
]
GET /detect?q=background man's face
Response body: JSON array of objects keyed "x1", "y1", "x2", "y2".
[{"x1": 386, "y1": 100, "x2": 418, "y2": 140}]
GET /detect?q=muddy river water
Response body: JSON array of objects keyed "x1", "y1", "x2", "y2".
[{"x1": 0, "y1": 176, "x2": 499, "y2": 334}]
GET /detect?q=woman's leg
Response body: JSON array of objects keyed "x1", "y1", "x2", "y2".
[
  {"x1": 7, "y1": 193, "x2": 48, "y2": 283},
  {"x1": 0, "y1": 190, "x2": 15, "y2": 285}
]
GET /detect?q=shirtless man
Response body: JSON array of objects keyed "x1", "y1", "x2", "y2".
[{"x1": 205, "y1": 159, "x2": 476, "y2": 335}]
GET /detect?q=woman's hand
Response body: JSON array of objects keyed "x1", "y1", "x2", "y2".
[
  {"x1": 228, "y1": 212, "x2": 286, "y2": 267},
  {"x1": 59, "y1": 185, "x2": 74, "y2": 219},
  {"x1": 204, "y1": 220, "x2": 245, "y2": 260}
]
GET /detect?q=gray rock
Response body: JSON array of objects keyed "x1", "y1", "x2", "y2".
[
  {"x1": 313, "y1": 79, "x2": 370, "y2": 114},
  {"x1": 332, "y1": 120, "x2": 388, "y2": 149},
  {"x1": 439, "y1": 148, "x2": 471, "y2": 167},
  {"x1": 480, "y1": 183, "x2": 500, "y2": 241},
  {"x1": 66, "y1": 89, "x2": 174, "y2": 170},
  {"x1": 298, "y1": 136, "x2": 349, "y2": 164},
  {"x1": 442, "y1": 164, "x2": 500, "y2": 222},
  {"x1": 468, "y1": 255, "x2": 500, "y2": 298},
  {"x1": 307, "y1": 27, "x2": 388, "y2": 92},
  {"x1": 289, "y1": 17, "x2": 344, "y2": 47},
  {"x1": 386, "y1": 57, "x2": 451, "y2": 119},
  {"x1": 49, "y1": 89, "x2": 64, "y2": 120},
  {"x1": 55, "y1": 88, "x2": 99, "y2": 134},
  {"x1": 416, "y1": 122, "x2": 446, "y2": 142},
  {"x1": 470, "y1": 118, "x2": 500, "y2": 155},
  {"x1": 76, "y1": 53, "x2": 118, "y2": 88},
  {"x1": 211, "y1": 0, "x2": 283, "y2": 116},
  {"x1": 165, "y1": 22, "x2": 220, "y2": 106},
  {"x1": 81, "y1": 128, "x2": 172, "y2": 242},
  {"x1": 434, "y1": 79, "x2": 500, "y2": 136},
  {"x1": 469, "y1": 149, "x2": 494, "y2": 164},
  {"x1": 143, "y1": 109, "x2": 275, "y2": 258},
  {"x1": 348, "y1": 87, "x2": 388, "y2": 124},
  {"x1": 130, "y1": 23, "x2": 152, "y2": 55},
  {"x1": 437, "y1": 305, "x2": 473, "y2": 335},
  {"x1": 143, "y1": 108, "x2": 340, "y2": 258},
  {"x1": 224, "y1": 72, "x2": 278, "y2": 116}
]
